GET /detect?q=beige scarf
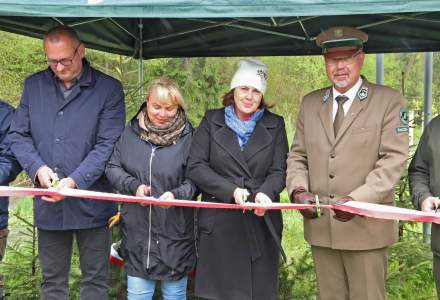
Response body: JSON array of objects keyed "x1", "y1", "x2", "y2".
[{"x1": 137, "y1": 108, "x2": 186, "y2": 146}]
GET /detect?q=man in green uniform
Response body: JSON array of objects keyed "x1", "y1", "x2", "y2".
[{"x1": 287, "y1": 26, "x2": 409, "y2": 300}]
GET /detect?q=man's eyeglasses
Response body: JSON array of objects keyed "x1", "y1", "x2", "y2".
[
  {"x1": 325, "y1": 49, "x2": 363, "y2": 66},
  {"x1": 46, "y1": 44, "x2": 80, "y2": 67}
]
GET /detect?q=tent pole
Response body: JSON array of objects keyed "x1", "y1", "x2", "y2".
[
  {"x1": 375, "y1": 54, "x2": 384, "y2": 85},
  {"x1": 138, "y1": 19, "x2": 144, "y2": 102},
  {"x1": 423, "y1": 52, "x2": 433, "y2": 243}
]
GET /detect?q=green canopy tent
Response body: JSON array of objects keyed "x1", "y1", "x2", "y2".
[{"x1": 0, "y1": 0, "x2": 439, "y2": 58}]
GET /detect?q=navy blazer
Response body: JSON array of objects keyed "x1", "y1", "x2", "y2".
[
  {"x1": 0, "y1": 101, "x2": 22, "y2": 229},
  {"x1": 9, "y1": 60, "x2": 125, "y2": 230}
]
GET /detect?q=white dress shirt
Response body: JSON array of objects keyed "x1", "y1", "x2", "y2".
[{"x1": 332, "y1": 77, "x2": 363, "y2": 121}]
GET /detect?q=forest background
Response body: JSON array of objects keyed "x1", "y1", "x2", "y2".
[{"x1": 0, "y1": 30, "x2": 439, "y2": 299}]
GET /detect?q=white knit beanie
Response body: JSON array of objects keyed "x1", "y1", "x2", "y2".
[{"x1": 230, "y1": 58, "x2": 268, "y2": 94}]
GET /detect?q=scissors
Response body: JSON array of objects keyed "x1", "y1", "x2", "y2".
[{"x1": 315, "y1": 195, "x2": 321, "y2": 218}]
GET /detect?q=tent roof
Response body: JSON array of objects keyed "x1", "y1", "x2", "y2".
[
  {"x1": 1, "y1": 1, "x2": 440, "y2": 18},
  {"x1": 0, "y1": 1, "x2": 440, "y2": 58}
]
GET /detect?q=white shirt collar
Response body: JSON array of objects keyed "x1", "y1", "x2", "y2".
[
  {"x1": 332, "y1": 77, "x2": 363, "y2": 102},
  {"x1": 331, "y1": 77, "x2": 363, "y2": 120}
]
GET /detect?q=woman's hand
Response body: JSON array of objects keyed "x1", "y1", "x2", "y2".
[
  {"x1": 158, "y1": 191, "x2": 174, "y2": 209},
  {"x1": 159, "y1": 191, "x2": 175, "y2": 201},
  {"x1": 136, "y1": 184, "x2": 151, "y2": 206},
  {"x1": 254, "y1": 192, "x2": 272, "y2": 216},
  {"x1": 233, "y1": 188, "x2": 250, "y2": 205}
]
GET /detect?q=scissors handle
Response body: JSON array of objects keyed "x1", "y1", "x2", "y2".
[{"x1": 315, "y1": 195, "x2": 321, "y2": 218}]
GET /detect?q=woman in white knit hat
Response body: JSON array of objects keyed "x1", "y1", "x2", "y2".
[{"x1": 187, "y1": 58, "x2": 288, "y2": 300}]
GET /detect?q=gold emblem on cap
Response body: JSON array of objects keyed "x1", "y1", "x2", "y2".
[{"x1": 334, "y1": 28, "x2": 343, "y2": 38}]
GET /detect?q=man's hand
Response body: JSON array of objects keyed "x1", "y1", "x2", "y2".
[
  {"x1": 42, "y1": 177, "x2": 76, "y2": 202},
  {"x1": 333, "y1": 196, "x2": 356, "y2": 222},
  {"x1": 421, "y1": 196, "x2": 440, "y2": 213},
  {"x1": 36, "y1": 165, "x2": 59, "y2": 188},
  {"x1": 137, "y1": 184, "x2": 151, "y2": 207},
  {"x1": 292, "y1": 187, "x2": 319, "y2": 219},
  {"x1": 233, "y1": 188, "x2": 250, "y2": 205},
  {"x1": 254, "y1": 192, "x2": 272, "y2": 217}
]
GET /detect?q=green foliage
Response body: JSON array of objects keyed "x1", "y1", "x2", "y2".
[
  {"x1": 2, "y1": 202, "x2": 39, "y2": 299},
  {"x1": 150, "y1": 57, "x2": 232, "y2": 125},
  {"x1": 0, "y1": 32, "x2": 45, "y2": 106},
  {"x1": 280, "y1": 211, "x2": 317, "y2": 299},
  {"x1": 388, "y1": 237, "x2": 436, "y2": 299},
  {"x1": 0, "y1": 30, "x2": 438, "y2": 299},
  {"x1": 3, "y1": 198, "x2": 85, "y2": 299}
]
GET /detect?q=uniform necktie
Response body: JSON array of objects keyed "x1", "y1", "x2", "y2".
[{"x1": 334, "y1": 95, "x2": 349, "y2": 137}]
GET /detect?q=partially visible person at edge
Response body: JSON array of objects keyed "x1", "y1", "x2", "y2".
[
  {"x1": 409, "y1": 115, "x2": 440, "y2": 299},
  {"x1": 8, "y1": 25, "x2": 125, "y2": 299},
  {"x1": 0, "y1": 100, "x2": 22, "y2": 300},
  {"x1": 187, "y1": 58, "x2": 288, "y2": 300},
  {"x1": 105, "y1": 77, "x2": 197, "y2": 300},
  {"x1": 286, "y1": 26, "x2": 409, "y2": 300}
]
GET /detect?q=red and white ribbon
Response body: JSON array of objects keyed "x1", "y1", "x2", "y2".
[{"x1": 0, "y1": 186, "x2": 439, "y2": 224}]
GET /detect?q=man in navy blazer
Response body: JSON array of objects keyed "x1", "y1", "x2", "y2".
[{"x1": 9, "y1": 25, "x2": 125, "y2": 299}]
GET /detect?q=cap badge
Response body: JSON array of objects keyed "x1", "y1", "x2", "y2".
[{"x1": 334, "y1": 29, "x2": 343, "y2": 38}]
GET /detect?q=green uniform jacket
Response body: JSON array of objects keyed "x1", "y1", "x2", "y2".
[
  {"x1": 409, "y1": 116, "x2": 440, "y2": 255},
  {"x1": 287, "y1": 78, "x2": 409, "y2": 250}
]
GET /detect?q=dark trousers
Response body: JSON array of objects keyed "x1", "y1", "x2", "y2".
[{"x1": 38, "y1": 226, "x2": 111, "y2": 300}]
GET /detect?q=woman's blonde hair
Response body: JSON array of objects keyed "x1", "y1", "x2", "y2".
[{"x1": 146, "y1": 77, "x2": 186, "y2": 110}]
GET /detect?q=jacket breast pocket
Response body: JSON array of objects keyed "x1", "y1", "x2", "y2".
[
  {"x1": 351, "y1": 125, "x2": 377, "y2": 135},
  {"x1": 197, "y1": 208, "x2": 217, "y2": 234}
]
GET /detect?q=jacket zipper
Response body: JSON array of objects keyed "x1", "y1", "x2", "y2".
[{"x1": 146, "y1": 145, "x2": 156, "y2": 269}]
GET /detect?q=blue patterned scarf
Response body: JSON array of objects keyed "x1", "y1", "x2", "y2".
[{"x1": 224, "y1": 105, "x2": 265, "y2": 151}]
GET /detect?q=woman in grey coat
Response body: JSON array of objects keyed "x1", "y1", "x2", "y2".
[
  {"x1": 187, "y1": 59, "x2": 288, "y2": 300},
  {"x1": 106, "y1": 78, "x2": 196, "y2": 300}
]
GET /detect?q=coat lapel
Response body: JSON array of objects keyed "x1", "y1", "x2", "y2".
[
  {"x1": 58, "y1": 85, "x2": 81, "y2": 110},
  {"x1": 319, "y1": 88, "x2": 335, "y2": 144},
  {"x1": 212, "y1": 115, "x2": 252, "y2": 178},
  {"x1": 242, "y1": 114, "x2": 273, "y2": 162}
]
